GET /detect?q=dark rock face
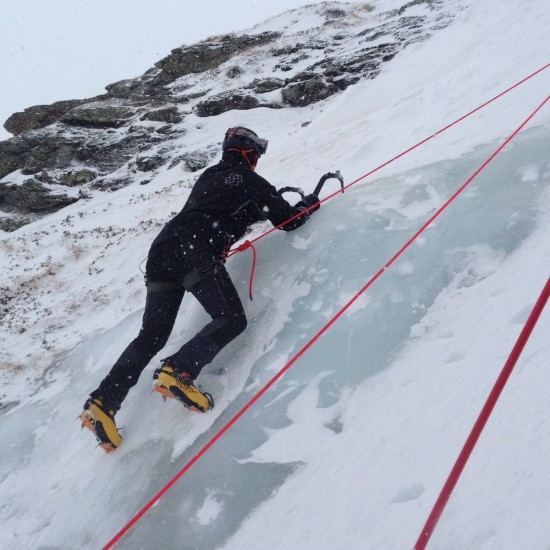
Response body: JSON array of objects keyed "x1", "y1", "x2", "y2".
[
  {"x1": 0, "y1": 134, "x2": 78, "y2": 180},
  {"x1": 61, "y1": 101, "x2": 136, "y2": 129},
  {"x1": 3, "y1": 99, "x2": 95, "y2": 135},
  {"x1": 0, "y1": 216, "x2": 31, "y2": 232},
  {"x1": 140, "y1": 106, "x2": 182, "y2": 124},
  {"x1": 0, "y1": 127, "x2": 155, "y2": 182},
  {"x1": 135, "y1": 154, "x2": 167, "y2": 172},
  {"x1": 195, "y1": 92, "x2": 261, "y2": 117},
  {"x1": 0, "y1": 137, "x2": 36, "y2": 180},
  {"x1": 58, "y1": 169, "x2": 97, "y2": 186},
  {"x1": 105, "y1": 78, "x2": 151, "y2": 100},
  {"x1": 247, "y1": 78, "x2": 286, "y2": 94},
  {"x1": 0, "y1": 2, "x2": 458, "y2": 230},
  {"x1": 150, "y1": 32, "x2": 281, "y2": 87},
  {"x1": 1, "y1": 179, "x2": 78, "y2": 212},
  {"x1": 282, "y1": 78, "x2": 339, "y2": 107},
  {"x1": 169, "y1": 150, "x2": 214, "y2": 172}
]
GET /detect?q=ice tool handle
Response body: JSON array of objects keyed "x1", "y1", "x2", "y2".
[
  {"x1": 277, "y1": 186, "x2": 305, "y2": 200},
  {"x1": 277, "y1": 171, "x2": 344, "y2": 201},
  {"x1": 313, "y1": 170, "x2": 344, "y2": 197}
]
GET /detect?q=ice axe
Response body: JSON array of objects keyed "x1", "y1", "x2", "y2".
[
  {"x1": 313, "y1": 170, "x2": 344, "y2": 197},
  {"x1": 278, "y1": 170, "x2": 344, "y2": 200}
]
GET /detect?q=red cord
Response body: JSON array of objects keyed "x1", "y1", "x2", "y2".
[
  {"x1": 236, "y1": 240, "x2": 257, "y2": 300},
  {"x1": 414, "y1": 277, "x2": 550, "y2": 550}
]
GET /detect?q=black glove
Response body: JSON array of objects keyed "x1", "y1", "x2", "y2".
[{"x1": 296, "y1": 194, "x2": 320, "y2": 213}]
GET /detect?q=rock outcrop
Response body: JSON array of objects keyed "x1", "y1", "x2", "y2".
[{"x1": 0, "y1": 1, "x2": 457, "y2": 231}]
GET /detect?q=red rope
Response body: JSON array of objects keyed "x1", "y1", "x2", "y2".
[
  {"x1": 236, "y1": 240, "x2": 257, "y2": 299},
  {"x1": 414, "y1": 277, "x2": 550, "y2": 550},
  {"x1": 101, "y1": 90, "x2": 549, "y2": 550}
]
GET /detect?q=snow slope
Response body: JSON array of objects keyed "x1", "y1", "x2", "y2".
[{"x1": 1, "y1": 0, "x2": 550, "y2": 549}]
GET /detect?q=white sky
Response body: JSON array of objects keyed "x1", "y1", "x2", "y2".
[{"x1": 0, "y1": 0, "x2": 330, "y2": 140}]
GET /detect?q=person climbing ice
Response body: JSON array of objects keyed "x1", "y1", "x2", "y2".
[{"x1": 80, "y1": 127, "x2": 321, "y2": 451}]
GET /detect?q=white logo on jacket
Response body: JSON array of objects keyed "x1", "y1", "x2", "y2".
[{"x1": 225, "y1": 173, "x2": 243, "y2": 186}]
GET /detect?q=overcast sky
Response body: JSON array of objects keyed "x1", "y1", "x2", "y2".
[{"x1": 1, "y1": 0, "x2": 331, "y2": 140}]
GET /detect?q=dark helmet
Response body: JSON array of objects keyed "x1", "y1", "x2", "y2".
[{"x1": 222, "y1": 127, "x2": 268, "y2": 156}]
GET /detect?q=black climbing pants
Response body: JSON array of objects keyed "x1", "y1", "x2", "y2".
[{"x1": 90, "y1": 238, "x2": 247, "y2": 412}]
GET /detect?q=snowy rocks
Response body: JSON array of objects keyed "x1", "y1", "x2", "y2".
[
  {"x1": 3, "y1": 98, "x2": 94, "y2": 135},
  {"x1": 169, "y1": 150, "x2": 214, "y2": 172},
  {"x1": 105, "y1": 77, "x2": 152, "y2": 100},
  {"x1": 61, "y1": 101, "x2": 135, "y2": 129},
  {"x1": 135, "y1": 154, "x2": 167, "y2": 172},
  {"x1": 195, "y1": 92, "x2": 261, "y2": 117},
  {"x1": 246, "y1": 78, "x2": 286, "y2": 94},
  {"x1": 0, "y1": 215, "x2": 30, "y2": 232},
  {"x1": 282, "y1": 78, "x2": 339, "y2": 107},
  {"x1": 0, "y1": 123, "x2": 161, "y2": 225},
  {"x1": 150, "y1": 32, "x2": 281, "y2": 87},
  {"x1": 1, "y1": 179, "x2": 78, "y2": 212},
  {"x1": 58, "y1": 169, "x2": 97, "y2": 187},
  {"x1": 0, "y1": 137, "x2": 32, "y2": 180},
  {"x1": 398, "y1": 0, "x2": 433, "y2": 16},
  {"x1": 0, "y1": 133, "x2": 78, "y2": 180},
  {"x1": 0, "y1": 1, "x2": 459, "y2": 231},
  {"x1": 140, "y1": 105, "x2": 182, "y2": 124}
]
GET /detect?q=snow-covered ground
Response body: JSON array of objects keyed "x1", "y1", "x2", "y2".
[{"x1": 1, "y1": 0, "x2": 550, "y2": 549}]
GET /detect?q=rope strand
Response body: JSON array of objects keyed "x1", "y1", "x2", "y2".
[
  {"x1": 414, "y1": 276, "x2": 550, "y2": 550},
  {"x1": 236, "y1": 240, "x2": 257, "y2": 300}
]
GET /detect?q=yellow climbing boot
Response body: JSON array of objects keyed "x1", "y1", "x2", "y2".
[
  {"x1": 80, "y1": 398, "x2": 122, "y2": 452},
  {"x1": 153, "y1": 364, "x2": 213, "y2": 413}
]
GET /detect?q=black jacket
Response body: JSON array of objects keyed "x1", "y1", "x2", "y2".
[{"x1": 153, "y1": 152, "x2": 310, "y2": 256}]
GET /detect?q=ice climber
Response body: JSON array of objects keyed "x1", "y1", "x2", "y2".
[{"x1": 80, "y1": 127, "x2": 321, "y2": 451}]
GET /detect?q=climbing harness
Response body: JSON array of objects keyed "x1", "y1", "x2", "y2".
[{"x1": 145, "y1": 262, "x2": 220, "y2": 293}]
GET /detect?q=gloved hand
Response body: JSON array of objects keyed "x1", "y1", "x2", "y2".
[{"x1": 296, "y1": 193, "x2": 320, "y2": 213}]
